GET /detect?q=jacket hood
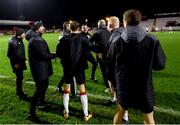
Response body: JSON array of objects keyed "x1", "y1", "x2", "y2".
[
  {"x1": 121, "y1": 25, "x2": 146, "y2": 43},
  {"x1": 98, "y1": 24, "x2": 107, "y2": 29},
  {"x1": 25, "y1": 29, "x2": 38, "y2": 41},
  {"x1": 112, "y1": 27, "x2": 124, "y2": 34}
]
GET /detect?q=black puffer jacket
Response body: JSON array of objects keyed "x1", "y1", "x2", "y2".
[
  {"x1": 25, "y1": 29, "x2": 37, "y2": 41},
  {"x1": 28, "y1": 32, "x2": 54, "y2": 81},
  {"x1": 107, "y1": 25, "x2": 166, "y2": 110},
  {"x1": 7, "y1": 36, "x2": 27, "y2": 72},
  {"x1": 107, "y1": 27, "x2": 124, "y2": 86},
  {"x1": 56, "y1": 33, "x2": 89, "y2": 73},
  {"x1": 89, "y1": 25, "x2": 111, "y2": 54}
]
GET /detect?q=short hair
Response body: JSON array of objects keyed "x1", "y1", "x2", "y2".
[
  {"x1": 123, "y1": 9, "x2": 141, "y2": 26},
  {"x1": 63, "y1": 21, "x2": 70, "y2": 29},
  {"x1": 70, "y1": 21, "x2": 79, "y2": 31},
  {"x1": 98, "y1": 19, "x2": 106, "y2": 27},
  {"x1": 108, "y1": 16, "x2": 120, "y2": 29}
]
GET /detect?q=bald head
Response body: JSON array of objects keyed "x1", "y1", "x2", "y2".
[{"x1": 108, "y1": 16, "x2": 120, "y2": 31}]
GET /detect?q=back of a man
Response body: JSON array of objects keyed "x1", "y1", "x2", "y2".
[
  {"x1": 89, "y1": 20, "x2": 111, "y2": 92},
  {"x1": 107, "y1": 9, "x2": 166, "y2": 124},
  {"x1": 89, "y1": 19, "x2": 110, "y2": 54},
  {"x1": 60, "y1": 21, "x2": 92, "y2": 121},
  {"x1": 27, "y1": 22, "x2": 56, "y2": 121}
]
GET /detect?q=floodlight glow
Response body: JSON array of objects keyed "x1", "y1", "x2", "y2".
[
  {"x1": 85, "y1": 19, "x2": 88, "y2": 22},
  {"x1": 106, "y1": 17, "x2": 109, "y2": 21}
]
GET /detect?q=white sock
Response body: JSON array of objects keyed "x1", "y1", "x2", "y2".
[
  {"x1": 63, "y1": 93, "x2": 69, "y2": 114},
  {"x1": 123, "y1": 110, "x2": 128, "y2": 121},
  {"x1": 80, "y1": 94, "x2": 88, "y2": 116}
]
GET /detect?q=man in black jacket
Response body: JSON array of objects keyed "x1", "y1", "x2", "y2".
[
  {"x1": 89, "y1": 19, "x2": 111, "y2": 92},
  {"x1": 58, "y1": 21, "x2": 92, "y2": 121},
  {"x1": 107, "y1": 9, "x2": 166, "y2": 124},
  {"x1": 107, "y1": 16, "x2": 129, "y2": 123},
  {"x1": 81, "y1": 24, "x2": 98, "y2": 81},
  {"x1": 27, "y1": 22, "x2": 56, "y2": 120},
  {"x1": 25, "y1": 21, "x2": 36, "y2": 41},
  {"x1": 7, "y1": 27, "x2": 27, "y2": 100}
]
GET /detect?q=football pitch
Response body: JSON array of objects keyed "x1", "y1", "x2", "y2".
[{"x1": 0, "y1": 31, "x2": 180, "y2": 124}]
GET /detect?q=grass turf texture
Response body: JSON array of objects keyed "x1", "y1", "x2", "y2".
[{"x1": 0, "y1": 32, "x2": 180, "y2": 124}]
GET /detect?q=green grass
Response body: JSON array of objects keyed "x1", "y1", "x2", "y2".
[{"x1": 0, "y1": 31, "x2": 180, "y2": 124}]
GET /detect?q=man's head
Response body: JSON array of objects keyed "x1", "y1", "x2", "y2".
[
  {"x1": 107, "y1": 16, "x2": 120, "y2": 31},
  {"x1": 81, "y1": 24, "x2": 88, "y2": 33},
  {"x1": 14, "y1": 27, "x2": 26, "y2": 39},
  {"x1": 63, "y1": 21, "x2": 70, "y2": 30},
  {"x1": 70, "y1": 21, "x2": 80, "y2": 32},
  {"x1": 123, "y1": 9, "x2": 141, "y2": 27},
  {"x1": 33, "y1": 21, "x2": 45, "y2": 34},
  {"x1": 28, "y1": 21, "x2": 35, "y2": 28},
  {"x1": 98, "y1": 19, "x2": 106, "y2": 29}
]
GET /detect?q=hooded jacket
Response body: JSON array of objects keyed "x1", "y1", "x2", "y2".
[
  {"x1": 7, "y1": 36, "x2": 27, "y2": 72},
  {"x1": 89, "y1": 25, "x2": 111, "y2": 54},
  {"x1": 56, "y1": 33, "x2": 89, "y2": 73},
  {"x1": 25, "y1": 29, "x2": 37, "y2": 41},
  {"x1": 28, "y1": 32, "x2": 54, "y2": 81},
  {"x1": 107, "y1": 25, "x2": 166, "y2": 110}
]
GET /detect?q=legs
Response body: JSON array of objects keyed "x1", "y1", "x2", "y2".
[
  {"x1": 87, "y1": 52, "x2": 97, "y2": 80},
  {"x1": 63, "y1": 83, "x2": 71, "y2": 117},
  {"x1": 97, "y1": 56, "x2": 109, "y2": 88},
  {"x1": 113, "y1": 103, "x2": 154, "y2": 124},
  {"x1": 14, "y1": 70, "x2": 27, "y2": 99},
  {"x1": 29, "y1": 79, "x2": 49, "y2": 115},
  {"x1": 113, "y1": 103, "x2": 126, "y2": 124},
  {"x1": 15, "y1": 70, "x2": 24, "y2": 95},
  {"x1": 79, "y1": 84, "x2": 92, "y2": 121},
  {"x1": 144, "y1": 111, "x2": 155, "y2": 124}
]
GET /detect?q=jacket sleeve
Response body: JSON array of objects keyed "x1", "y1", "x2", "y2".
[
  {"x1": 88, "y1": 32, "x2": 100, "y2": 52},
  {"x1": 31, "y1": 40, "x2": 54, "y2": 61},
  {"x1": 56, "y1": 39, "x2": 65, "y2": 58},
  {"x1": 152, "y1": 40, "x2": 166, "y2": 70},
  {"x1": 7, "y1": 42, "x2": 19, "y2": 64},
  {"x1": 89, "y1": 32, "x2": 98, "y2": 44},
  {"x1": 107, "y1": 41, "x2": 118, "y2": 87}
]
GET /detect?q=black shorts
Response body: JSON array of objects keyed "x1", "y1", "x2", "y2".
[
  {"x1": 119, "y1": 101, "x2": 153, "y2": 113},
  {"x1": 64, "y1": 70, "x2": 85, "y2": 85}
]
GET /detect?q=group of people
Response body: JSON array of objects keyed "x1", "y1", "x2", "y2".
[{"x1": 7, "y1": 9, "x2": 166, "y2": 124}]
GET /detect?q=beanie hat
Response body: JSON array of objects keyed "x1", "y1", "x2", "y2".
[
  {"x1": 33, "y1": 21, "x2": 43, "y2": 31},
  {"x1": 14, "y1": 27, "x2": 25, "y2": 36}
]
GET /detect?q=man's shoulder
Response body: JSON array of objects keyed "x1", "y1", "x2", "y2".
[
  {"x1": 9, "y1": 37, "x2": 18, "y2": 46},
  {"x1": 146, "y1": 34, "x2": 159, "y2": 42}
]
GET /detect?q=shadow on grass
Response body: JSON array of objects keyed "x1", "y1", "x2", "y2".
[
  {"x1": 154, "y1": 110, "x2": 180, "y2": 124},
  {"x1": 155, "y1": 91, "x2": 180, "y2": 111},
  {"x1": 153, "y1": 72, "x2": 180, "y2": 78}
]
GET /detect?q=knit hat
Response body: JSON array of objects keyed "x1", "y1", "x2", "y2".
[
  {"x1": 33, "y1": 21, "x2": 43, "y2": 31},
  {"x1": 14, "y1": 27, "x2": 25, "y2": 36}
]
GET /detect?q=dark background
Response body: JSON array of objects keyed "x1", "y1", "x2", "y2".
[{"x1": 0, "y1": 0, "x2": 179, "y2": 27}]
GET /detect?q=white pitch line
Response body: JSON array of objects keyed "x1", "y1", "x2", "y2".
[
  {"x1": 0, "y1": 75, "x2": 9, "y2": 78},
  {"x1": 1, "y1": 74, "x2": 180, "y2": 116}
]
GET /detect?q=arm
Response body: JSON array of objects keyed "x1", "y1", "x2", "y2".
[
  {"x1": 7, "y1": 42, "x2": 19, "y2": 64},
  {"x1": 107, "y1": 41, "x2": 118, "y2": 87},
  {"x1": 31, "y1": 40, "x2": 55, "y2": 61},
  {"x1": 152, "y1": 40, "x2": 166, "y2": 70}
]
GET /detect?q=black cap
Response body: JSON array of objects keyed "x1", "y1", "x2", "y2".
[
  {"x1": 14, "y1": 27, "x2": 25, "y2": 36},
  {"x1": 33, "y1": 21, "x2": 43, "y2": 31}
]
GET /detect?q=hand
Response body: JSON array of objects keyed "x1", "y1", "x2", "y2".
[
  {"x1": 15, "y1": 64, "x2": 20, "y2": 69},
  {"x1": 51, "y1": 53, "x2": 56, "y2": 59},
  {"x1": 96, "y1": 53, "x2": 103, "y2": 59}
]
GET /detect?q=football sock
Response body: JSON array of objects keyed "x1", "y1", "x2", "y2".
[{"x1": 80, "y1": 92, "x2": 88, "y2": 116}]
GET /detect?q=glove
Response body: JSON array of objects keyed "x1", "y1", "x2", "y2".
[
  {"x1": 15, "y1": 64, "x2": 20, "y2": 69},
  {"x1": 51, "y1": 53, "x2": 56, "y2": 59}
]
